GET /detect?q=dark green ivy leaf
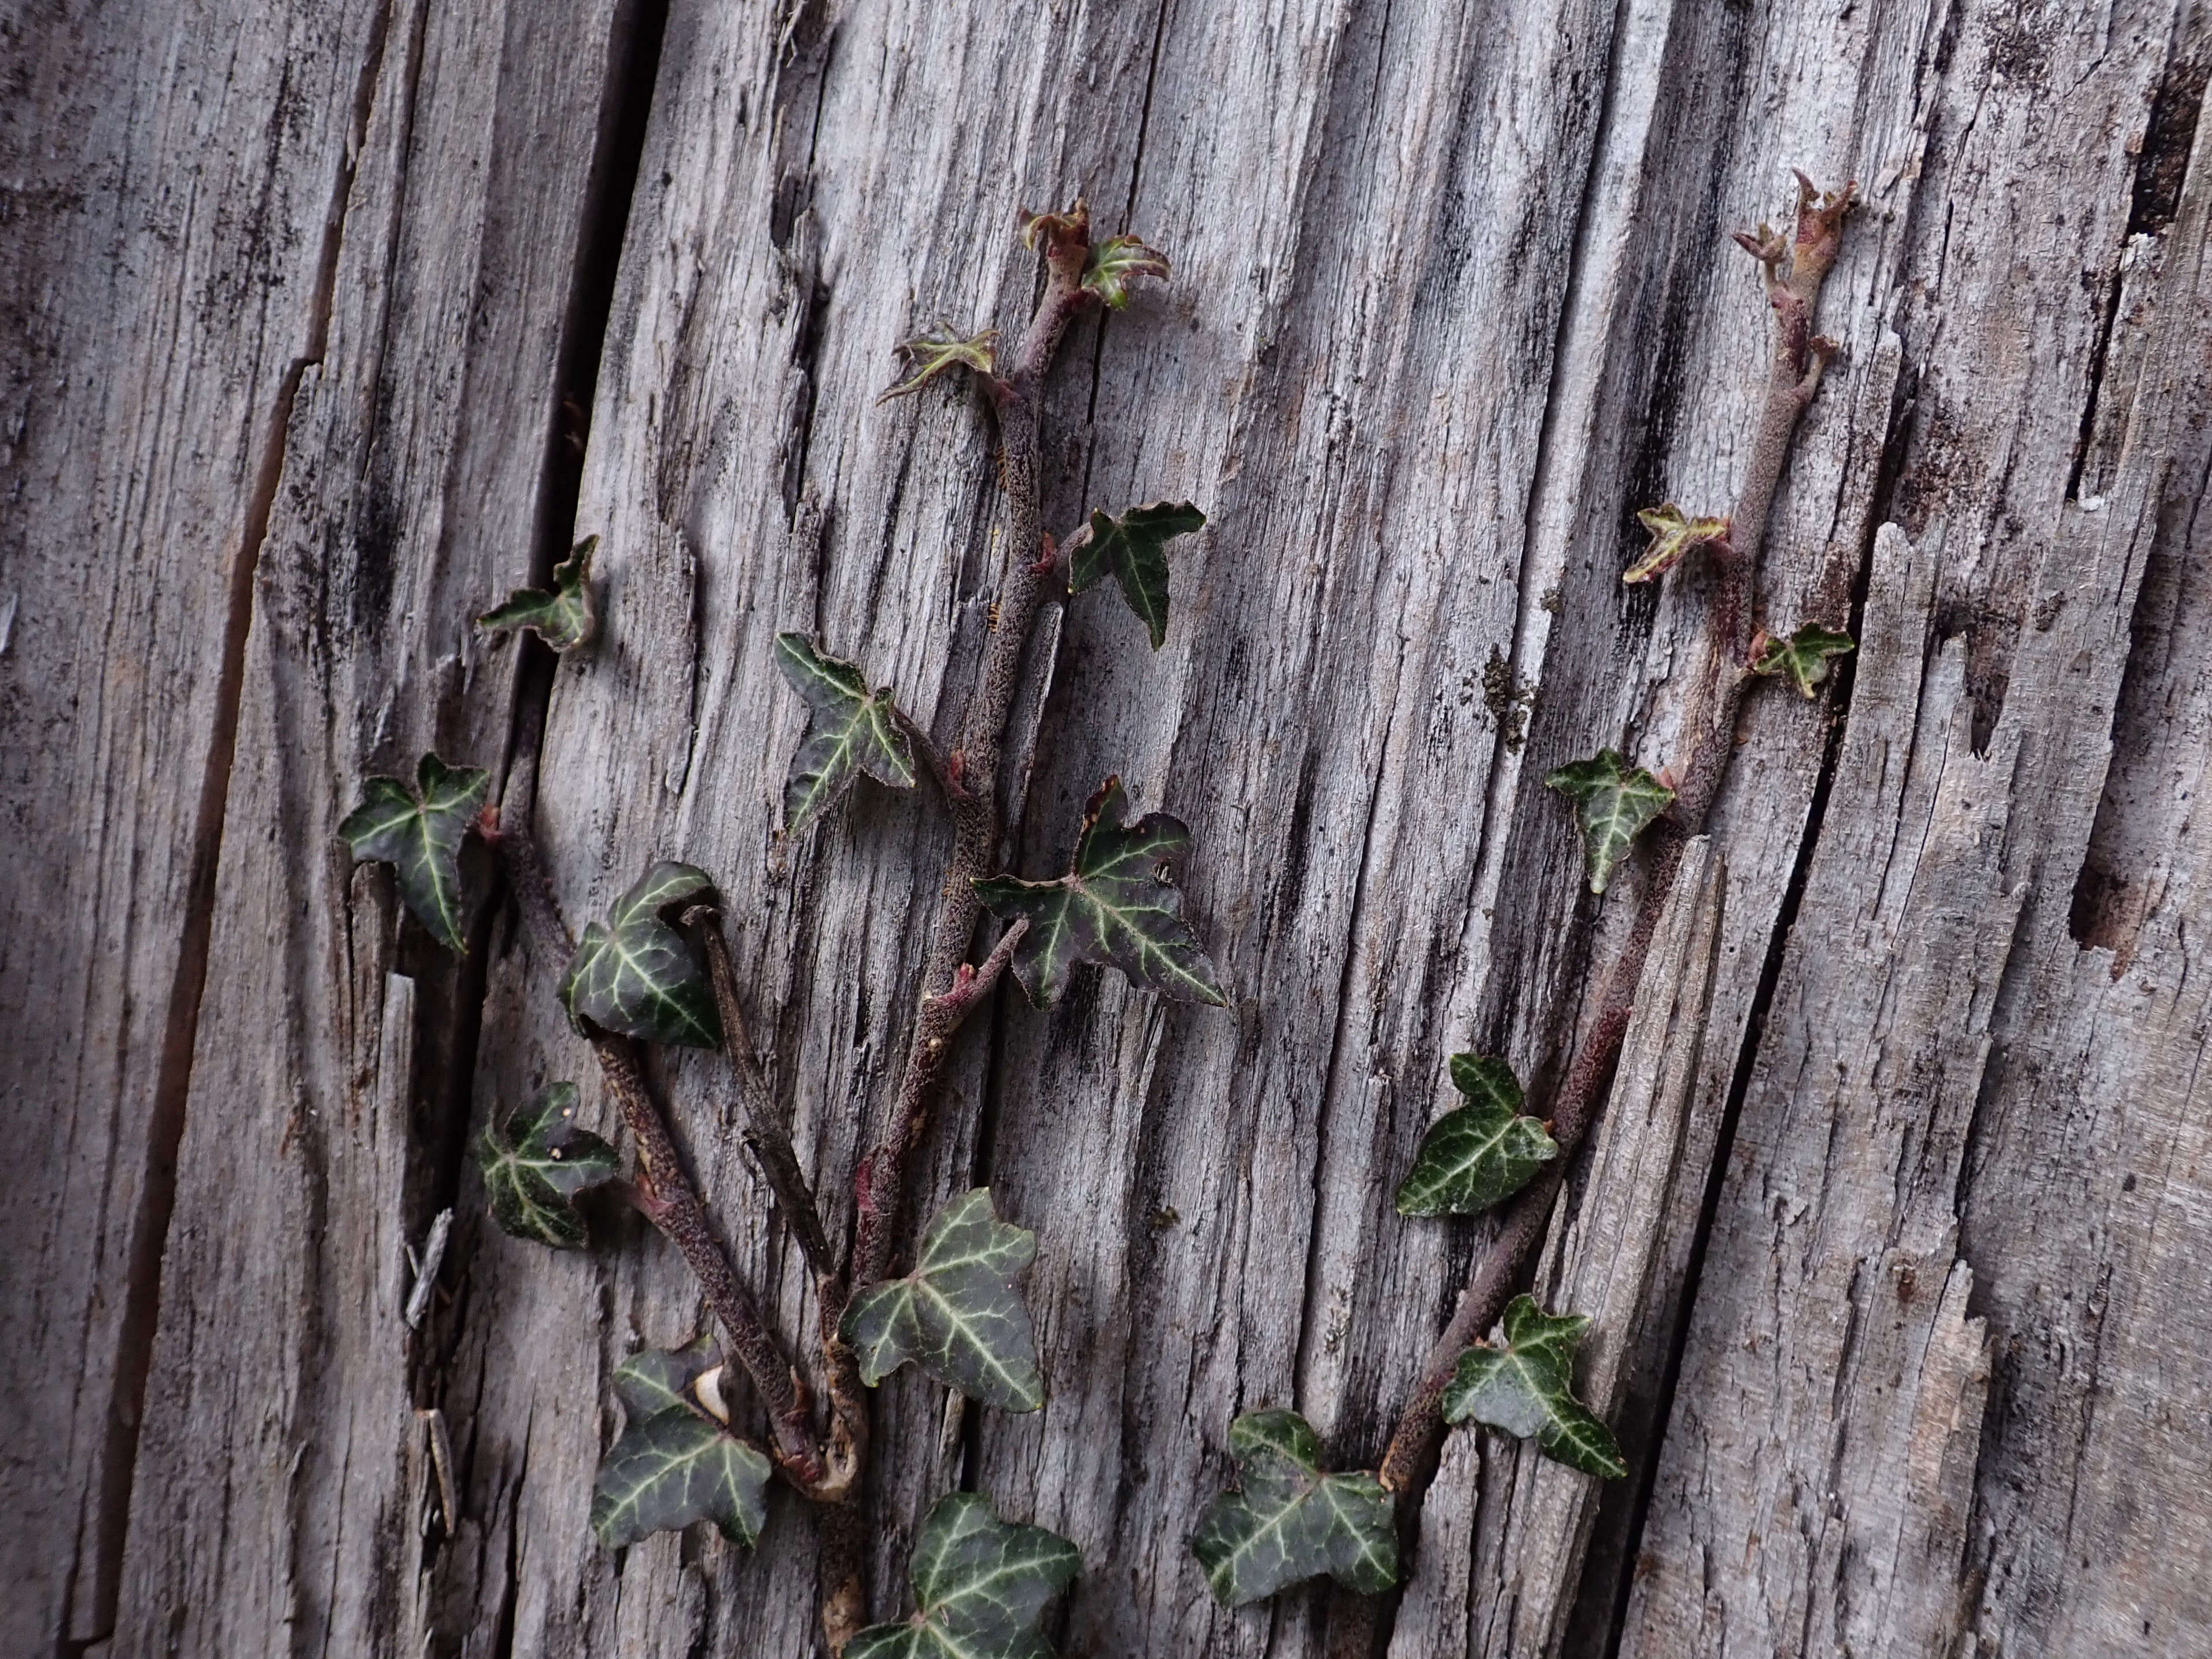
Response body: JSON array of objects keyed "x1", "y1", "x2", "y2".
[
  {"x1": 773, "y1": 632, "x2": 918, "y2": 834},
  {"x1": 1395, "y1": 1054, "x2": 1558, "y2": 1217},
  {"x1": 1622, "y1": 503, "x2": 1731, "y2": 584},
  {"x1": 558, "y1": 862, "x2": 722, "y2": 1047},
  {"x1": 476, "y1": 1082, "x2": 620, "y2": 1249},
  {"x1": 591, "y1": 1339, "x2": 772, "y2": 1548},
  {"x1": 1189, "y1": 1408, "x2": 1398, "y2": 1606},
  {"x1": 972, "y1": 777, "x2": 1226, "y2": 1009},
  {"x1": 847, "y1": 1491, "x2": 1081, "y2": 1659},
  {"x1": 1068, "y1": 502, "x2": 1204, "y2": 649},
  {"x1": 338, "y1": 753, "x2": 491, "y2": 952},
  {"x1": 840, "y1": 1188, "x2": 1043, "y2": 1411},
  {"x1": 880, "y1": 323, "x2": 998, "y2": 403},
  {"x1": 1081, "y1": 234, "x2": 1170, "y2": 308},
  {"x1": 477, "y1": 535, "x2": 599, "y2": 651},
  {"x1": 1753, "y1": 622, "x2": 1856, "y2": 698},
  {"x1": 1443, "y1": 1293, "x2": 1626, "y2": 1478},
  {"x1": 1544, "y1": 749, "x2": 1675, "y2": 895}
]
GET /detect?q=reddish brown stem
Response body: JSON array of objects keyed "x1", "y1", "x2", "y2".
[{"x1": 1377, "y1": 174, "x2": 1855, "y2": 1496}]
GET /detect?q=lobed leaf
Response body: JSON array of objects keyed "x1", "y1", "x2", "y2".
[
  {"x1": 1442, "y1": 1294, "x2": 1627, "y2": 1479},
  {"x1": 773, "y1": 632, "x2": 918, "y2": 834},
  {"x1": 880, "y1": 323, "x2": 998, "y2": 403},
  {"x1": 1189, "y1": 1408, "x2": 1398, "y2": 1606},
  {"x1": 338, "y1": 753, "x2": 491, "y2": 952},
  {"x1": 477, "y1": 536, "x2": 599, "y2": 651},
  {"x1": 847, "y1": 1491, "x2": 1080, "y2": 1659},
  {"x1": 1753, "y1": 622, "x2": 1856, "y2": 698},
  {"x1": 1395, "y1": 1053, "x2": 1558, "y2": 1217},
  {"x1": 558, "y1": 862, "x2": 722, "y2": 1047},
  {"x1": 591, "y1": 1339, "x2": 772, "y2": 1547},
  {"x1": 1081, "y1": 234, "x2": 1169, "y2": 308},
  {"x1": 972, "y1": 777, "x2": 1226, "y2": 1008},
  {"x1": 1068, "y1": 502, "x2": 1204, "y2": 649},
  {"x1": 840, "y1": 1188, "x2": 1043, "y2": 1411},
  {"x1": 477, "y1": 1082, "x2": 620, "y2": 1249},
  {"x1": 1623, "y1": 504, "x2": 1731, "y2": 584},
  {"x1": 1544, "y1": 749, "x2": 1673, "y2": 895}
]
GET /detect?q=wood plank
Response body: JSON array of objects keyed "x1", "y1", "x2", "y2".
[{"x1": 104, "y1": 0, "x2": 637, "y2": 1650}]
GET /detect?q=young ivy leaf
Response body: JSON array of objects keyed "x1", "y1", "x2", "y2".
[
  {"x1": 1544, "y1": 749, "x2": 1675, "y2": 896},
  {"x1": 1395, "y1": 1053, "x2": 1559, "y2": 1217},
  {"x1": 847, "y1": 1491, "x2": 1081, "y2": 1659},
  {"x1": 773, "y1": 632, "x2": 918, "y2": 835},
  {"x1": 840, "y1": 1188, "x2": 1043, "y2": 1411},
  {"x1": 338, "y1": 753, "x2": 491, "y2": 952},
  {"x1": 972, "y1": 777, "x2": 1227, "y2": 1009},
  {"x1": 477, "y1": 1082, "x2": 620, "y2": 1249},
  {"x1": 477, "y1": 535, "x2": 598, "y2": 651},
  {"x1": 1442, "y1": 1293, "x2": 1627, "y2": 1479},
  {"x1": 590, "y1": 1339, "x2": 772, "y2": 1548},
  {"x1": 1081, "y1": 234, "x2": 1170, "y2": 308},
  {"x1": 1189, "y1": 1408, "x2": 1398, "y2": 1606},
  {"x1": 558, "y1": 862, "x2": 723, "y2": 1047},
  {"x1": 1753, "y1": 622, "x2": 1856, "y2": 698},
  {"x1": 879, "y1": 323, "x2": 998, "y2": 403},
  {"x1": 1623, "y1": 504, "x2": 1732, "y2": 584},
  {"x1": 1068, "y1": 502, "x2": 1205, "y2": 650}
]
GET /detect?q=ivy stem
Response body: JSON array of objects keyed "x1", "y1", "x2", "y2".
[
  {"x1": 1376, "y1": 175, "x2": 1855, "y2": 1499},
  {"x1": 844, "y1": 207, "x2": 1094, "y2": 1302}
]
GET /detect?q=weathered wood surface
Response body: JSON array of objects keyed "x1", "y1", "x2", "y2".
[{"x1": 6, "y1": 0, "x2": 2209, "y2": 1655}]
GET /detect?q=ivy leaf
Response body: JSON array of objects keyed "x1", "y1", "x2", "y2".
[
  {"x1": 840, "y1": 1188, "x2": 1042, "y2": 1411},
  {"x1": 1544, "y1": 749, "x2": 1674, "y2": 895},
  {"x1": 773, "y1": 632, "x2": 918, "y2": 834},
  {"x1": 1623, "y1": 503, "x2": 1731, "y2": 584},
  {"x1": 1068, "y1": 502, "x2": 1205, "y2": 649},
  {"x1": 1442, "y1": 1293, "x2": 1627, "y2": 1479},
  {"x1": 1395, "y1": 1054, "x2": 1558, "y2": 1217},
  {"x1": 972, "y1": 777, "x2": 1227, "y2": 1009},
  {"x1": 1753, "y1": 622, "x2": 1856, "y2": 698},
  {"x1": 1189, "y1": 1408, "x2": 1398, "y2": 1606},
  {"x1": 477, "y1": 535, "x2": 599, "y2": 651},
  {"x1": 1082, "y1": 234, "x2": 1170, "y2": 308},
  {"x1": 847, "y1": 1491, "x2": 1080, "y2": 1659},
  {"x1": 590, "y1": 1339, "x2": 772, "y2": 1548},
  {"x1": 559, "y1": 862, "x2": 722, "y2": 1046},
  {"x1": 880, "y1": 323, "x2": 998, "y2": 403},
  {"x1": 338, "y1": 753, "x2": 491, "y2": 952},
  {"x1": 477, "y1": 1082, "x2": 621, "y2": 1249}
]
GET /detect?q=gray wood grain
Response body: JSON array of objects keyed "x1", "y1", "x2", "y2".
[{"x1": 8, "y1": 0, "x2": 2209, "y2": 1654}]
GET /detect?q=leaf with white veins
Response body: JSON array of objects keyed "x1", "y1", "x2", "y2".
[
  {"x1": 1069, "y1": 502, "x2": 1204, "y2": 649},
  {"x1": 1081, "y1": 234, "x2": 1169, "y2": 308},
  {"x1": 847, "y1": 1491, "x2": 1080, "y2": 1659},
  {"x1": 477, "y1": 536, "x2": 598, "y2": 650},
  {"x1": 1189, "y1": 1408, "x2": 1398, "y2": 1606},
  {"x1": 338, "y1": 753, "x2": 491, "y2": 952},
  {"x1": 591, "y1": 1339, "x2": 772, "y2": 1547},
  {"x1": 1623, "y1": 504, "x2": 1731, "y2": 584},
  {"x1": 477, "y1": 1082, "x2": 620, "y2": 1249},
  {"x1": 1753, "y1": 622, "x2": 1855, "y2": 697},
  {"x1": 774, "y1": 632, "x2": 917, "y2": 834},
  {"x1": 1544, "y1": 749, "x2": 1674, "y2": 895},
  {"x1": 840, "y1": 1188, "x2": 1042, "y2": 1411},
  {"x1": 1396, "y1": 1054, "x2": 1558, "y2": 1216},
  {"x1": 1442, "y1": 1293, "x2": 1627, "y2": 1479},
  {"x1": 972, "y1": 777, "x2": 1226, "y2": 1008},
  {"x1": 559, "y1": 862, "x2": 722, "y2": 1047},
  {"x1": 879, "y1": 323, "x2": 998, "y2": 403}
]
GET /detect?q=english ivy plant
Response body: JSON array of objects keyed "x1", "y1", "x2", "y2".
[
  {"x1": 1442, "y1": 1295, "x2": 1627, "y2": 1479},
  {"x1": 558, "y1": 861, "x2": 722, "y2": 1046},
  {"x1": 842, "y1": 1188, "x2": 1044, "y2": 1411},
  {"x1": 1189, "y1": 1409, "x2": 1398, "y2": 1605},
  {"x1": 337, "y1": 754, "x2": 489, "y2": 952},
  {"x1": 477, "y1": 1082, "x2": 619, "y2": 1249},
  {"x1": 591, "y1": 1339, "x2": 772, "y2": 1547},
  {"x1": 1396, "y1": 1054, "x2": 1558, "y2": 1217},
  {"x1": 775, "y1": 631, "x2": 919, "y2": 834},
  {"x1": 1754, "y1": 621, "x2": 1857, "y2": 697},
  {"x1": 1545, "y1": 749, "x2": 1675, "y2": 895},
  {"x1": 1068, "y1": 501, "x2": 1205, "y2": 648},
  {"x1": 477, "y1": 534, "x2": 599, "y2": 651},
  {"x1": 849, "y1": 1492, "x2": 1081, "y2": 1659}
]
